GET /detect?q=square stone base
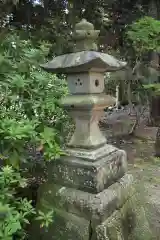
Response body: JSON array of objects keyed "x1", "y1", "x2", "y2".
[
  {"x1": 47, "y1": 144, "x2": 127, "y2": 193},
  {"x1": 30, "y1": 174, "x2": 152, "y2": 240}
]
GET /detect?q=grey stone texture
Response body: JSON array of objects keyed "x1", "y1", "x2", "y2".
[
  {"x1": 32, "y1": 210, "x2": 90, "y2": 240},
  {"x1": 62, "y1": 95, "x2": 115, "y2": 149},
  {"x1": 95, "y1": 193, "x2": 152, "y2": 240},
  {"x1": 35, "y1": 174, "x2": 152, "y2": 240},
  {"x1": 33, "y1": 142, "x2": 152, "y2": 240},
  {"x1": 41, "y1": 51, "x2": 127, "y2": 74},
  {"x1": 47, "y1": 147, "x2": 127, "y2": 193},
  {"x1": 37, "y1": 174, "x2": 134, "y2": 225},
  {"x1": 65, "y1": 144, "x2": 117, "y2": 161}
]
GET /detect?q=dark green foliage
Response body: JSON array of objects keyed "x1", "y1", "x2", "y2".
[
  {"x1": 0, "y1": 165, "x2": 35, "y2": 239},
  {"x1": 127, "y1": 16, "x2": 160, "y2": 95},
  {"x1": 127, "y1": 16, "x2": 160, "y2": 56},
  {"x1": 0, "y1": 165, "x2": 54, "y2": 239},
  {"x1": 0, "y1": 31, "x2": 70, "y2": 167},
  {"x1": 0, "y1": 31, "x2": 70, "y2": 239}
]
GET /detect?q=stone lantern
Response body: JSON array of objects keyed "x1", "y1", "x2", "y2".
[
  {"x1": 41, "y1": 19, "x2": 126, "y2": 156},
  {"x1": 35, "y1": 19, "x2": 152, "y2": 240}
]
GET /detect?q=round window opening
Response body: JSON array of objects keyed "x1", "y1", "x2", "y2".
[{"x1": 95, "y1": 79, "x2": 99, "y2": 87}]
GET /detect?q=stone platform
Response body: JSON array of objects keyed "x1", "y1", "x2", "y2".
[
  {"x1": 34, "y1": 174, "x2": 151, "y2": 240},
  {"x1": 31, "y1": 145, "x2": 152, "y2": 240}
]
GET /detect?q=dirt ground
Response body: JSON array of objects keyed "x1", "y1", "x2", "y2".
[{"x1": 107, "y1": 134, "x2": 160, "y2": 239}]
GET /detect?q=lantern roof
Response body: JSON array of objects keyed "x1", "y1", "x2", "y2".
[
  {"x1": 41, "y1": 19, "x2": 127, "y2": 73},
  {"x1": 41, "y1": 51, "x2": 127, "y2": 73}
]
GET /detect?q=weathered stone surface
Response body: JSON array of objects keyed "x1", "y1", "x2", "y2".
[
  {"x1": 41, "y1": 51, "x2": 127, "y2": 74},
  {"x1": 31, "y1": 210, "x2": 90, "y2": 240},
  {"x1": 35, "y1": 175, "x2": 152, "y2": 240},
  {"x1": 61, "y1": 94, "x2": 115, "y2": 110},
  {"x1": 62, "y1": 95, "x2": 115, "y2": 148},
  {"x1": 48, "y1": 147, "x2": 127, "y2": 193},
  {"x1": 95, "y1": 210, "x2": 123, "y2": 240},
  {"x1": 73, "y1": 19, "x2": 100, "y2": 52},
  {"x1": 67, "y1": 109, "x2": 107, "y2": 149},
  {"x1": 135, "y1": 126, "x2": 158, "y2": 141},
  {"x1": 67, "y1": 72, "x2": 105, "y2": 94},
  {"x1": 95, "y1": 193, "x2": 152, "y2": 240},
  {"x1": 65, "y1": 144, "x2": 117, "y2": 161},
  {"x1": 37, "y1": 174, "x2": 135, "y2": 225}
]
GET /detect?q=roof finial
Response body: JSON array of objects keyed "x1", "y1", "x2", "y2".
[{"x1": 72, "y1": 19, "x2": 100, "y2": 52}]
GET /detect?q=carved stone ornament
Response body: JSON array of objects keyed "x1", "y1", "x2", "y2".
[{"x1": 72, "y1": 18, "x2": 100, "y2": 52}]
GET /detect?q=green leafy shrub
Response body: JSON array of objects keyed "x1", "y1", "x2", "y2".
[
  {"x1": 0, "y1": 31, "x2": 72, "y2": 238},
  {"x1": 126, "y1": 16, "x2": 160, "y2": 105},
  {"x1": 0, "y1": 31, "x2": 70, "y2": 167},
  {"x1": 0, "y1": 165, "x2": 54, "y2": 239},
  {"x1": 0, "y1": 165, "x2": 35, "y2": 239},
  {"x1": 127, "y1": 16, "x2": 160, "y2": 56}
]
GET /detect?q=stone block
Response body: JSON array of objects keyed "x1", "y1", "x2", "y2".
[
  {"x1": 135, "y1": 126, "x2": 158, "y2": 141},
  {"x1": 37, "y1": 174, "x2": 135, "y2": 225},
  {"x1": 95, "y1": 193, "x2": 152, "y2": 240},
  {"x1": 47, "y1": 147, "x2": 127, "y2": 193},
  {"x1": 95, "y1": 210, "x2": 123, "y2": 240},
  {"x1": 34, "y1": 174, "x2": 152, "y2": 240}
]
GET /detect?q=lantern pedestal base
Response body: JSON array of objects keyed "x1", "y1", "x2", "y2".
[
  {"x1": 47, "y1": 145, "x2": 127, "y2": 194},
  {"x1": 30, "y1": 146, "x2": 151, "y2": 240},
  {"x1": 33, "y1": 174, "x2": 151, "y2": 240}
]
